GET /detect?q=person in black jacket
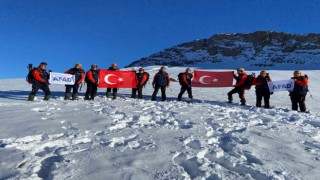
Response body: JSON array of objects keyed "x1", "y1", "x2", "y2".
[
  {"x1": 64, "y1": 63, "x2": 85, "y2": 100},
  {"x1": 27, "y1": 62, "x2": 51, "y2": 101},
  {"x1": 252, "y1": 71, "x2": 272, "y2": 108},
  {"x1": 84, "y1": 64, "x2": 99, "y2": 100},
  {"x1": 106, "y1": 63, "x2": 119, "y2": 99},
  {"x1": 177, "y1": 68, "x2": 193, "y2": 101},
  {"x1": 289, "y1": 70, "x2": 309, "y2": 112},
  {"x1": 151, "y1": 66, "x2": 170, "y2": 101}
]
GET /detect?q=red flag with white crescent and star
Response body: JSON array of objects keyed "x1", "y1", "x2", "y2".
[
  {"x1": 192, "y1": 70, "x2": 234, "y2": 87},
  {"x1": 98, "y1": 70, "x2": 137, "y2": 88}
]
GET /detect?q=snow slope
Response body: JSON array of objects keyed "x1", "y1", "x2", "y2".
[{"x1": 0, "y1": 67, "x2": 319, "y2": 180}]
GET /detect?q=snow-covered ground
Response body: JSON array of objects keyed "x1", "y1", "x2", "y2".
[{"x1": 0, "y1": 67, "x2": 319, "y2": 179}]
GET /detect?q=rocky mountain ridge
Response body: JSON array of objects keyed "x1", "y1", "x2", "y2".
[{"x1": 126, "y1": 31, "x2": 320, "y2": 69}]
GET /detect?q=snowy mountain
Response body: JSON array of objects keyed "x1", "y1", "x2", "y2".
[
  {"x1": 126, "y1": 31, "x2": 320, "y2": 70},
  {"x1": 0, "y1": 67, "x2": 319, "y2": 179}
]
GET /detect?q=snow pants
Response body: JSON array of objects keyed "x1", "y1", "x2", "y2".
[
  {"x1": 131, "y1": 85, "x2": 143, "y2": 99},
  {"x1": 290, "y1": 94, "x2": 306, "y2": 112},
  {"x1": 152, "y1": 85, "x2": 166, "y2": 101},
  {"x1": 228, "y1": 87, "x2": 246, "y2": 104},
  {"x1": 30, "y1": 82, "x2": 51, "y2": 96},
  {"x1": 177, "y1": 85, "x2": 193, "y2": 100},
  {"x1": 66, "y1": 84, "x2": 80, "y2": 95},
  {"x1": 85, "y1": 83, "x2": 98, "y2": 100},
  {"x1": 256, "y1": 91, "x2": 270, "y2": 108}
]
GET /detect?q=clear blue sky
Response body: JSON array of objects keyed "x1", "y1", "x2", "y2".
[{"x1": 0, "y1": 0, "x2": 319, "y2": 79}]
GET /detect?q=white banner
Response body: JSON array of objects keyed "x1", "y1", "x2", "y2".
[
  {"x1": 49, "y1": 72, "x2": 75, "y2": 85},
  {"x1": 268, "y1": 79, "x2": 295, "y2": 93}
]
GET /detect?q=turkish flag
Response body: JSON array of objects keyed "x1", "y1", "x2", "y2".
[
  {"x1": 98, "y1": 70, "x2": 137, "y2": 88},
  {"x1": 192, "y1": 70, "x2": 234, "y2": 87}
]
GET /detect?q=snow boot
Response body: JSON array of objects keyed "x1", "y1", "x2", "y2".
[
  {"x1": 84, "y1": 94, "x2": 90, "y2": 100},
  {"x1": 106, "y1": 92, "x2": 111, "y2": 98},
  {"x1": 130, "y1": 94, "x2": 136, "y2": 98},
  {"x1": 72, "y1": 93, "x2": 78, "y2": 100},
  {"x1": 64, "y1": 93, "x2": 71, "y2": 100},
  {"x1": 43, "y1": 95, "x2": 50, "y2": 101},
  {"x1": 112, "y1": 92, "x2": 117, "y2": 100},
  {"x1": 27, "y1": 95, "x2": 35, "y2": 101}
]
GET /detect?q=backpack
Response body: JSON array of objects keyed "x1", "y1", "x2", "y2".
[
  {"x1": 243, "y1": 73, "x2": 256, "y2": 90},
  {"x1": 26, "y1": 67, "x2": 37, "y2": 84},
  {"x1": 142, "y1": 72, "x2": 150, "y2": 86},
  {"x1": 178, "y1": 73, "x2": 184, "y2": 85}
]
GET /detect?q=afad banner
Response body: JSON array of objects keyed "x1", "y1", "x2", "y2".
[
  {"x1": 98, "y1": 70, "x2": 137, "y2": 88},
  {"x1": 192, "y1": 70, "x2": 234, "y2": 87},
  {"x1": 49, "y1": 72, "x2": 75, "y2": 85},
  {"x1": 268, "y1": 79, "x2": 295, "y2": 93}
]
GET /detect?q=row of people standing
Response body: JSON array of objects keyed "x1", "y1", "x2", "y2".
[
  {"x1": 27, "y1": 62, "x2": 116, "y2": 101},
  {"x1": 27, "y1": 63, "x2": 309, "y2": 112},
  {"x1": 227, "y1": 68, "x2": 309, "y2": 112}
]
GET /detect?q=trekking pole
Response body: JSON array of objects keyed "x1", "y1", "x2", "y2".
[
  {"x1": 28, "y1": 64, "x2": 33, "y2": 71},
  {"x1": 79, "y1": 82, "x2": 83, "y2": 92},
  {"x1": 309, "y1": 91, "x2": 314, "y2": 99}
]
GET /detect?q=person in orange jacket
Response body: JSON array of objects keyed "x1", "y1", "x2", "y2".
[
  {"x1": 131, "y1": 67, "x2": 149, "y2": 99},
  {"x1": 252, "y1": 71, "x2": 272, "y2": 108},
  {"x1": 289, "y1": 70, "x2": 309, "y2": 112},
  {"x1": 64, "y1": 63, "x2": 85, "y2": 100},
  {"x1": 151, "y1": 66, "x2": 170, "y2": 101},
  {"x1": 177, "y1": 68, "x2": 193, "y2": 101},
  {"x1": 84, "y1": 64, "x2": 100, "y2": 100},
  {"x1": 27, "y1": 62, "x2": 51, "y2": 101},
  {"x1": 227, "y1": 67, "x2": 247, "y2": 105}
]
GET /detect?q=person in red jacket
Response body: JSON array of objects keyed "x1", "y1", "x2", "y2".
[
  {"x1": 131, "y1": 67, "x2": 149, "y2": 99},
  {"x1": 84, "y1": 64, "x2": 100, "y2": 100},
  {"x1": 27, "y1": 62, "x2": 51, "y2": 101},
  {"x1": 289, "y1": 70, "x2": 309, "y2": 112},
  {"x1": 252, "y1": 71, "x2": 272, "y2": 108},
  {"x1": 64, "y1": 63, "x2": 85, "y2": 100},
  {"x1": 177, "y1": 68, "x2": 193, "y2": 101},
  {"x1": 227, "y1": 68, "x2": 247, "y2": 105}
]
